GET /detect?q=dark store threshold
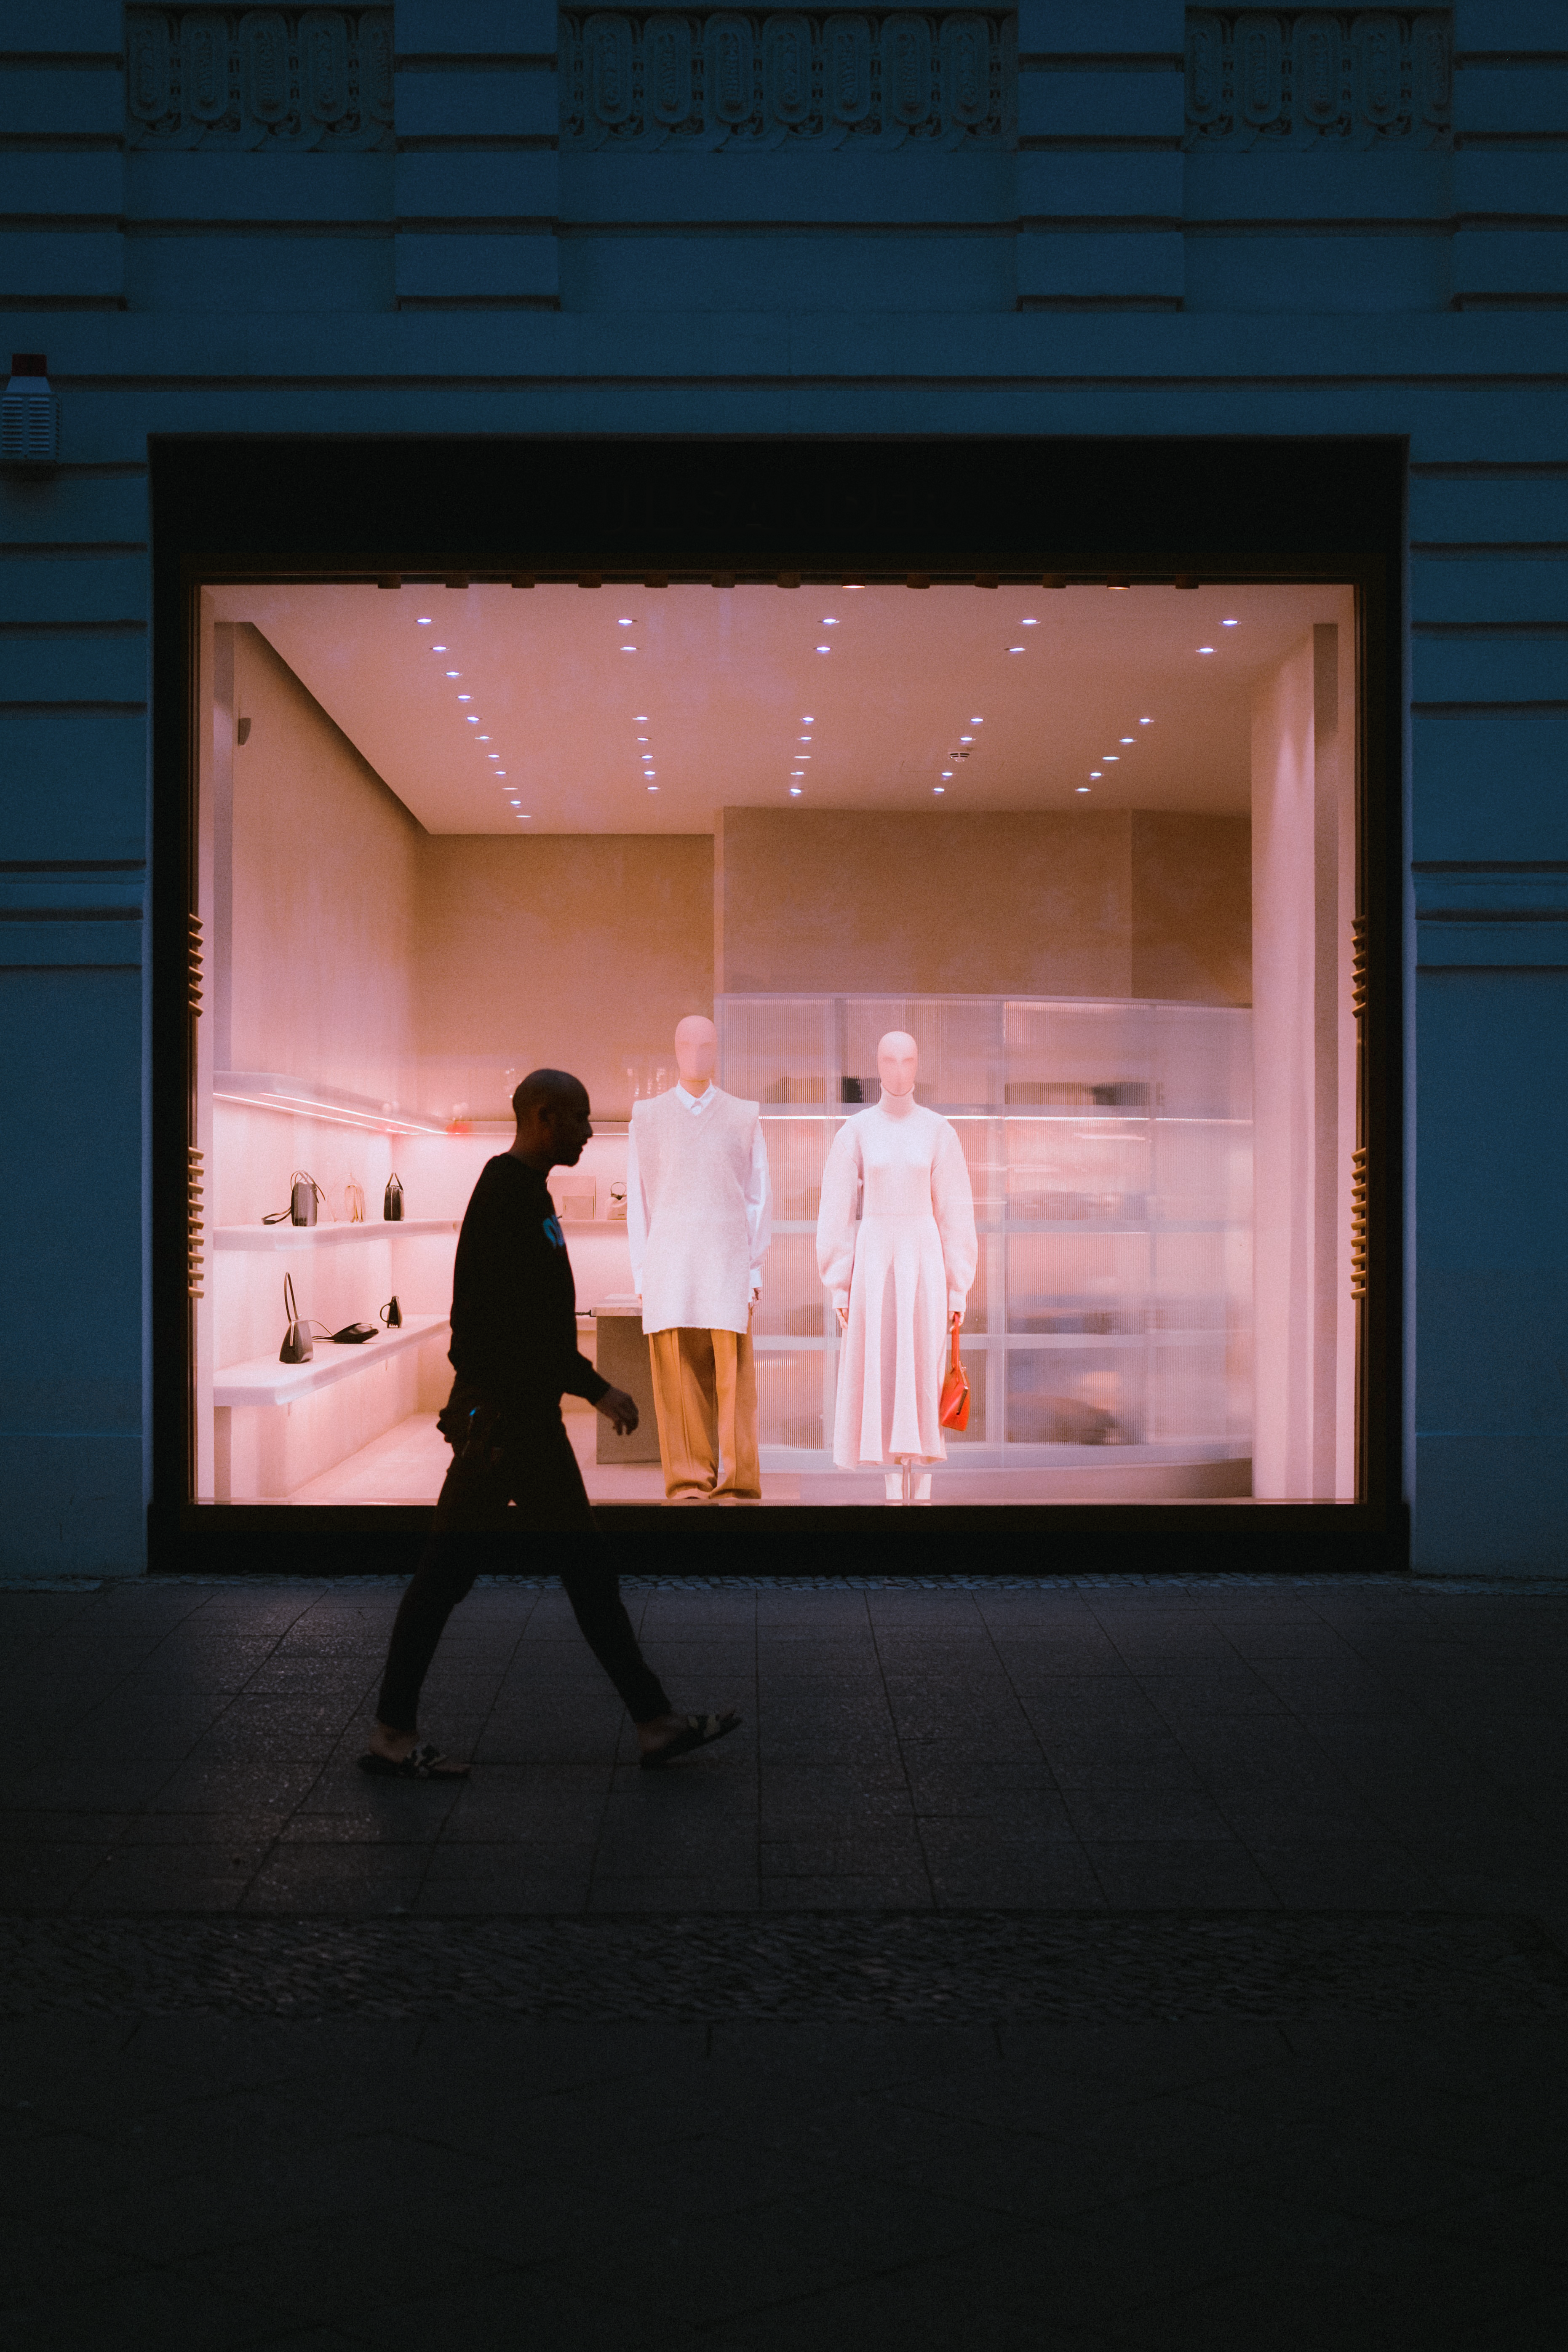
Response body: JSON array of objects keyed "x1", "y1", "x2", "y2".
[{"x1": 154, "y1": 1502, "x2": 1407, "y2": 1579}]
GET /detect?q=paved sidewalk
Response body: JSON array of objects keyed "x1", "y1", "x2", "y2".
[
  {"x1": 3, "y1": 1574, "x2": 1567, "y2": 1922},
  {"x1": 2, "y1": 1574, "x2": 1567, "y2": 2349}
]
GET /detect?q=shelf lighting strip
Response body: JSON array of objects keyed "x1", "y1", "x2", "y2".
[{"x1": 212, "y1": 1083, "x2": 450, "y2": 1136}]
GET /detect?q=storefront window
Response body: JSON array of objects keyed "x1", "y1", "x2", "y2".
[{"x1": 190, "y1": 578, "x2": 1359, "y2": 1508}]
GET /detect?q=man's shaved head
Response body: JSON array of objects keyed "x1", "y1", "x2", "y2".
[{"x1": 511, "y1": 1068, "x2": 588, "y2": 1123}]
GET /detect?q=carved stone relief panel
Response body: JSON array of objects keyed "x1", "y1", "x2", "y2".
[
  {"x1": 126, "y1": 9, "x2": 394, "y2": 149},
  {"x1": 562, "y1": 11, "x2": 1017, "y2": 147},
  {"x1": 1184, "y1": 10, "x2": 1450, "y2": 147}
]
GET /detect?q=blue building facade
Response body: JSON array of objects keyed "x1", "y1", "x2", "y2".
[{"x1": 2, "y1": 2, "x2": 1565, "y2": 1577}]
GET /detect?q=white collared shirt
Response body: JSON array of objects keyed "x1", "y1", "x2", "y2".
[{"x1": 626, "y1": 1084, "x2": 772, "y2": 1296}]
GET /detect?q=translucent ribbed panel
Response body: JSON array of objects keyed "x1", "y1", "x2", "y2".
[
  {"x1": 761, "y1": 1113, "x2": 838, "y2": 1223},
  {"x1": 755, "y1": 1347, "x2": 824, "y2": 1450},
  {"x1": 721, "y1": 994, "x2": 1252, "y2": 1458},
  {"x1": 1007, "y1": 1344, "x2": 1148, "y2": 1446},
  {"x1": 716, "y1": 999, "x2": 832, "y2": 1105},
  {"x1": 753, "y1": 1231, "x2": 828, "y2": 1337},
  {"x1": 1007, "y1": 1231, "x2": 1150, "y2": 1334},
  {"x1": 1005, "y1": 1117, "x2": 1152, "y2": 1223}
]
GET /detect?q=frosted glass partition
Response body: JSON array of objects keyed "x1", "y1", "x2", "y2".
[{"x1": 719, "y1": 995, "x2": 1253, "y2": 1475}]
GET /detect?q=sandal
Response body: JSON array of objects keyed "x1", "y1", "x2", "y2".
[
  {"x1": 639, "y1": 1711, "x2": 743, "y2": 1769},
  {"x1": 357, "y1": 1742, "x2": 470, "y2": 1780}
]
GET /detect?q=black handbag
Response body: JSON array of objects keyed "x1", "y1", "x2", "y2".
[
  {"x1": 279, "y1": 1272, "x2": 313, "y2": 1363},
  {"x1": 383, "y1": 1172, "x2": 404, "y2": 1221},
  {"x1": 264, "y1": 1171, "x2": 323, "y2": 1227}
]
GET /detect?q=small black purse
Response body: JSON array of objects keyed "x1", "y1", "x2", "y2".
[
  {"x1": 264, "y1": 1171, "x2": 324, "y2": 1228},
  {"x1": 383, "y1": 1172, "x2": 404, "y2": 1221}
]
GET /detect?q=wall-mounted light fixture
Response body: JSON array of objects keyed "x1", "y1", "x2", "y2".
[{"x1": 1, "y1": 354, "x2": 57, "y2": 466}]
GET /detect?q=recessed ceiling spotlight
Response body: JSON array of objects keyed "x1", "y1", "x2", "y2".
[
  {"x1": 433, "y1": 644, "x2": 447, "y2": 651},
  {"x1": 799, "y1": 734, "x2": 812, "y2": 742},
  {"x1": 844, "y1": 582, "x2": 864, "y2": 590},
  {"x1": 508, "y1": 798, "x2": 520, "y2": 806},
  {"x1": 1222, "y1": 618, "x2": 1239, "y2": 627},
  {"x1": 933, "y1": 786, "x2": 945, "y2": 795},
  {"x1": 1140, "y1": 716, "x2": 1153, "y2": 725},
  {"x1": 959, "y1": 735, "x2": 973, "y2": 743},
  {"x1": 1103, "y1": 755, "x2": 1119, "y2": 762},
  {"x1": 635, "y1": 714, "x2": 648, "y2": 721},
  {"x1": 446, "y1": 670, "x2": 460, "y2": 678},
  {"x1": 466, "y1": 716, "x2": 479, "y2": 725},
  {"x1": 1120, "y1": 736, "x2": 1135, "y2": 744},
  {"x1": 1198, "y1": 645, "x2": 1215, "y2": 655},
  {"x1": 621, "y1": 645, "x2": 637, "y2": 653},
  {"x1": 1008, "y1": 646, "x2": 1025, "y2": 654},
  {"x1": 618, "y1": 616, "x2": 634, "y2": 625},
  {"x1": 971, "y1": 716, "x2": 983, "y2": 724},
  {"x1": 821, "y1": 617, "x2": 839, "y2": 625},
  {"x1": 644, "y1": 771, "x2": 656, "y2": 779},
  {"x1": 487, "y1": 753, "x2": 500, "y2": 760},
  {"x1": 1020, "y1": 618, "x2": 1039, "y2": 627},
  {"x1": 817, "y1": 645, "x2": 831, "y2": 654},
  {"x1": 1090, "y1": 770, "x2": 1102, "y2": 779},
  {"x1": 791, "y1": 770, "x2": 805, "y2": 778},
  {"x1": 1076, "y1": 786, "x2": 1091, "y2": 794},
  {"x1": 478, "y1": 733, "x2": 491, "y2": 740},
  {"x1": 417, "y1": 617, "x2": 433, "y2": 625},
  {"x1": 942, "y1": 770, "x2": 954, "y2": 779},
  {"x1": 647, "y1": 784, "x2": 658, "y2": 792},
  {"x1": 789, "y1": 786, "x2": 803, "y2": 795},
  {"x1": 495, "y1": 771, "x2": 506, "y2": 778}
]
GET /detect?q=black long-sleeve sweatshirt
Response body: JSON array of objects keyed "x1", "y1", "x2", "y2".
[{"x1": 446, "y1": 1154, "x2": 609, "y2": 1414}]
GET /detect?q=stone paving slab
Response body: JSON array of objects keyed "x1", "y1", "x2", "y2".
[{"x1": 3, "y1": 1575, "x2": 1568, "y2": 2348}]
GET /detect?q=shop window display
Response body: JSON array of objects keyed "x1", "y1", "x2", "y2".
[{"x1": 191, "y1": 578, "x2": 1357, "y2": 1510}]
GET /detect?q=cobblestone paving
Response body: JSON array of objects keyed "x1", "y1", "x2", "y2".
[
  {"x1": 3, "y1": 1575, "x2": 1566, "y2": 2348},
  {"x1": 4, "y1": 1910, "x2": 1566, "y2": 2025}
]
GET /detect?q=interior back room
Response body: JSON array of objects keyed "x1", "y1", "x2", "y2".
[{"x1": 192, "y1": 576, "x2": 1358, "y2": 1511}]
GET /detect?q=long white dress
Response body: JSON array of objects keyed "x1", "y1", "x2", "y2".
[{"x1": 816, "y1": 1093, "x2": 978, "y2": 1468}]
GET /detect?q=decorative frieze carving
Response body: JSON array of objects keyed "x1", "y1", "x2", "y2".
[
  {"x1": 1184, "y1": 11, "x2": 1450, "y2": 147},
  {"x1": 562, "y1": 11, "x2": 1016, "y2": 148},
  {"x1": 125, "y1": 9, "x2": 394, "y2": 149}
]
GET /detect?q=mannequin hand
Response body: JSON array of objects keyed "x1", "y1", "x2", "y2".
[{"x1": 595, "y1": 1385, "x2": 639, "y2": 1437}]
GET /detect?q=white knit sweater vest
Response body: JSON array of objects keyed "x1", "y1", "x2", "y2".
[{"x1": 632, "y1": 1086, "x2": 759, "y2": 1335}]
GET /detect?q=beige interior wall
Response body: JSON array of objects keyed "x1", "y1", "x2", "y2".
[
  {"x1": 228, "y1": 624, "x2": 420, "y2": 1100},
  {"x1": 414, "y1": 835, "x2": 714, "y2": 1120},
  {"x1": 719, "y1": 807, "x2": 1250, "y2": 1004},
  {"x1": 1130, "y1": 813, "x2": 1253, "y2": 1005}
]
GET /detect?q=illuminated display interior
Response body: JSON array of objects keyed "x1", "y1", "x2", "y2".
[{"x1": 193, "y1": 580, "x2": 1357, "y2": 1507}]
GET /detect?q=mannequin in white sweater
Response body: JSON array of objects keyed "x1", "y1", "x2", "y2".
[{"x1": 627, "y1": 1016, "x2": 772, "y2": 1501}]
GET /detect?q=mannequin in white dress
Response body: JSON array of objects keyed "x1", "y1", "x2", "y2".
[{"x1": 816, "y1": 1032, "x2": 978, "y2": 1503}]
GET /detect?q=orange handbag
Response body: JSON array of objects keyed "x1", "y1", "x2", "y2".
[{"x1": 938, "y1": 1316, "x2": 970, "y2": 1432}]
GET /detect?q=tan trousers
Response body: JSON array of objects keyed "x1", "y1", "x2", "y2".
[{"x1": 646, "y1": 1325, "x2": 761, "y2": 1502}]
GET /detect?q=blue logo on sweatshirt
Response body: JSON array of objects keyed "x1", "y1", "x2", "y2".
[{"x1": 542, "y1": 1214, "x2": 565, "y2": 1247}]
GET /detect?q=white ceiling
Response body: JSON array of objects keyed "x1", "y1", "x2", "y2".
[{"x1": 211, "y1": 580, "x2": 1352, "y2": 835}]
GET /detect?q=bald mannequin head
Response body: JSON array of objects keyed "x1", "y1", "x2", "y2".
[
  {"x1": 877, "y1": 1031, "x2": 918, "y2": 1098},
  {"x1": 674, "y1": 1015, "x2": 717, "y2": 1096},
  {"x1": 508, "y1": 1068, "x2": 592, "y2": 1171}
]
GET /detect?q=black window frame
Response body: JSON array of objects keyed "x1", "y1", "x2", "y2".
[{"x1": 149, "y1": 432, "x2": 1406, "y2": 1574}]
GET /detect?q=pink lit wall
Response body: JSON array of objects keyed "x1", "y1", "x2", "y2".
[{"x1": 1250, "y1": 607, "x2": 1357, "y2": 1499}]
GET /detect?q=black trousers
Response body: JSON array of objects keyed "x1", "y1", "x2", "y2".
[{"x1": 376, "y1": 1391, "x2": 671, "y2": 1735}]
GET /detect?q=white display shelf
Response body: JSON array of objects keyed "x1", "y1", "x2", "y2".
[
  {"x1": 214, "y1": 1313, "x2": 449, "y2": 1407},
  {"x1": 213, "y1": 1219, "x2": 460, "y2": 1252}
]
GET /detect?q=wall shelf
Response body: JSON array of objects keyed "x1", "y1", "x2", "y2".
[
  {"x1": 214, "y1": 1219, "x2": 460, "y2": 1252},
  {"x1": 214, "y1": 1313, "x2": 449, "y2": 1407}
]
